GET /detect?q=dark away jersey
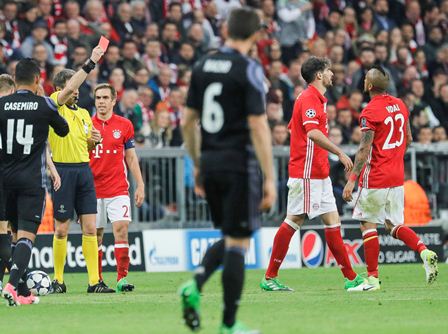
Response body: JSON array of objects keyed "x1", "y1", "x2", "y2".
[
  {"x1": 186, "y1": 47, "x2": 266, "y2": 173},
  {"x1": 0, "y1": 90, "x2": 69, "y2": 189}
]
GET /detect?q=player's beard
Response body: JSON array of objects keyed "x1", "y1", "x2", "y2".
[{"x1": 323, "y1": 77, "x2": 333, "y2": 88}]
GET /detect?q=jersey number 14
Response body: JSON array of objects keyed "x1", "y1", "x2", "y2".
[
  {"x1": 382, "y1": 114, "x2": 404, "y2": 150},
  {"x1": 0, "y1": 119, "x2": 34, "y2": 155}
]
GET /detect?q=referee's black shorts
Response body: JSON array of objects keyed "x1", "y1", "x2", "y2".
[
  {"x1": 4, "y1": 187, "x2": 45, "y2": 234},
  {"x1": 202, "y1": 160, "x2": 263, "y2": 238},
  {"x1": 53, "y1": 163, "x2": 97, "y2": 221}
]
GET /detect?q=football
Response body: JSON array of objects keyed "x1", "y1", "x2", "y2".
[{"x1": 26, "y1": 270, "x2": 52, "y2": 296}]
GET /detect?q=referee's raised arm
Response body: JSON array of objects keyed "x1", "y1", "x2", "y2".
[{"x1": 55, "y1": 45, "x2": 104, "y2": 107}]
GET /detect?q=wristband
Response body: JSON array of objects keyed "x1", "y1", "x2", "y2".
[
  {"x1": 82, "y1": 58, "x2": 96, "y2": 73},
  {"x1": 349, "y1": 173, "x2": 358, "y2": 182}
]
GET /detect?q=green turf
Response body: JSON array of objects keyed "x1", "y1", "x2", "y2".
[{"x1": 0, "y1": 264, "x2": 446, "y2": 334}]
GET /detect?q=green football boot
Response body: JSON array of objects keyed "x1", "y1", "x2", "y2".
[
  {"x1": 219, "y1": 321, "x2": 261, "y2": 334},
  {"x1": 420, "y1": 249, "x2": 439, "y2": 284},
  {"x1": 178, "y1": 279, "x2": 201, "y2": 332},
  {"x1": 260, "y1": 277, "x2": 293, "y2": 291},
  {"x1": 345, "y1": 274, "x2": 374, "y2": 292},
  {"x1": 367, "y1": 276, "x2": 381, "y2": 291},
  {"x1": 116, "y1": 277, "x2": 135, "y2": 292}
]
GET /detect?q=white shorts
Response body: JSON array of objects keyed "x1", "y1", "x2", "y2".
[
  {"x1": 96, "y1": 195, "x2": 132, "y2": 228},
  {"x1": 353, "y1": 186, "x2": 404, "y2": 225},
  {"x1": 286, "y1": 177, "x2": 337, "y2": 220}
]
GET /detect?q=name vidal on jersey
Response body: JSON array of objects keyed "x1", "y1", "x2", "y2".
[
  {"x1": 4, "y1": 102, "x2": 39, "y2": 111},
  {"x1": 386, "y1": 104, "x2": 400, "y2": 113},
  {"x1": 203, "y1": 60, "x2": 232, "y2": 73}
]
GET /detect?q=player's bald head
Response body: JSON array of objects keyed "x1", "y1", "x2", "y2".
[{"x1": 365, "y1": 65, "x2": 389, "y2": 93}]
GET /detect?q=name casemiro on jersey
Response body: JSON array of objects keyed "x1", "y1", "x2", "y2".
[{"x1": 4, "y1": 102, "x2": 39, "y2": 110}]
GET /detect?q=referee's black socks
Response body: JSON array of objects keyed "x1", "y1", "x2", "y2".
[
  {"x1": 194, "y1": 239, "x2": 225, "y2": 291},
  {"x1": 0, "y1": 234, "x2": 11, "y2": 282},
  {"x1": 222, "y1": 246, "x2": 246, "y2": 328},
  {"x1": 8, "y1": 238, "x2": 33, "y2": 289}
]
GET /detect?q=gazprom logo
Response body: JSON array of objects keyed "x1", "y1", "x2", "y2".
[
  {"x1": 302, "y1": 231, "x2": 324, "y2": 268},
  {"x1": 148, "y1": 245, "x2": 179, "y2": 266}
]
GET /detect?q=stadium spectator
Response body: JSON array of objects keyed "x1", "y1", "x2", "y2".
[
  {"x1": 21, "y1": 19, "x2": 55, "y2": 63},
  {"x1": 417, "y1": 127, "x2": 433, "y2": 145},
  {"x1": 271, "y1": 121, "x2": 289, "y2": 146},
  {"x1": 148, "y1": 65, "x2": 175, "y2": 107},
  {"x1": 115, "y1": 89, "x2": 142, "y2": 132},
  {"x1": 433, "y1": 126, "x2": 447, "y2": 143},
  {"x1": 98, "y1": 44, "x2": 120, "y2": 83},
  {"x1": 111, "y1": 2, "x2": 134, "y2": 43},
  {"x1": 18, "y1": 3, "x2": 39, "y2": 41},
  {"x1": 109, "y1": 67, "x2": 126, "y2": 100},
  {"x1": 117, "y1": 39, "x2": 144, "y2": 84},
  {"x1": 130, "y1": 0, "x2": 148, "y2": 37},
  {"x1": 49, "y1": 20, "x2": 69, "y2": 66},
  {"x1": 147, "y1": 109, "x2": 173, "y2": 148},
  {"x1": 336, "y1": 109, "x2": 353, "y2": 144}
]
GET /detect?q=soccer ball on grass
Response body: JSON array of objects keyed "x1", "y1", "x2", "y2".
[{"x1": 26, "y1": 270, "x2": 52, "y2": 296}]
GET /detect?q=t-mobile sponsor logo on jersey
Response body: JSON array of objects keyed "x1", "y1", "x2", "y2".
[{"x1": 186, "y1": 230, "x2": 259, "y2": 270}]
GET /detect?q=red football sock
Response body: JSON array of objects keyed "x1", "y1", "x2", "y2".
[
  {"x1": 114, "y1": 241, "x2": 130, "y2": 281},
  {"x1": 98, "y1": 247, "x2": 103, "y2": 281},
  {"x1": 325, "y1": 225, "x2": 357, "y2": 280},
  {"x1": 362, "y1": 229, "x2": 379, "y2": 278},
  {"x1": 393, "y1": 225, "x2": 427, "y2": 253},
  {"x1": 265, "y1": 221, "x2": 297, "y2": 279}
]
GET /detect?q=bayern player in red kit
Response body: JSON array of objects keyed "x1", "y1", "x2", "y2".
[
  {"x1": 261, "y1": 57, "x2": 373, "y2": 292},
  {"x1": 343, "y1": 66, "x2": 438, "y2": 289},
  {"x1": 89, "y1": 83, "x2": 145, "y2": 292}
]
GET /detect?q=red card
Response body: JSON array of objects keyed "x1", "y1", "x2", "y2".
[{"x1": 98, "y1": 36, "x2": 109, "y2": 52}]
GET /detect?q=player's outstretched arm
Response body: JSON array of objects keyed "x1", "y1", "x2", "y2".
[
  {"x1": 125, "y1": 148, "x2": 145, "y2": 208},
  {"x1": 248, "y1": 114, "x2": 276, "y2": 210},
  {"x1": 56, "y1": 46, "x2": 104, "y2": 106},
  {"x1": 342, "y1": 129, "x2": 375, "y2": 202},
  {"x1": 307, "y1": 129, "x2": 353, "y2": 171}
]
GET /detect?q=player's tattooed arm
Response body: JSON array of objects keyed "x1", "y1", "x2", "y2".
[
  {"x1": 405, "y1": 120, "x2": 413, "y2": 150},
  {"x1": 351, "y1": 130, "x2": 375, "y2": 176}
]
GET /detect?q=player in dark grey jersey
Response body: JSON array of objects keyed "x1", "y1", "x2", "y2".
[
  {"x1": 179, "y1": 7, "x2": 276, "y2": 334},
  {"x1": 0, "y1": 58, "x2": 69, "y2": 306}
]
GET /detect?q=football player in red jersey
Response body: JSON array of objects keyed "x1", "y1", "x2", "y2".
[
  {"x1": 343, "y1": 66, "x2": 438, "y2": 290},
  {"x1": 261, "y1": 56, "x2": 372, "y2": 292},
  {"x1": 89, "y1": 83, "x2": 145, "y2": 292}
]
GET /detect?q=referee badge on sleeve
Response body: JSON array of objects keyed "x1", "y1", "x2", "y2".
[{"x1": 305, "y1": 109, "x2": 316, "y2": 118}]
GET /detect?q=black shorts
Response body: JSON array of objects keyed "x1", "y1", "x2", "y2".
[
  {"x1": 5, "y1": 187, "x2": 45, "y2": 234},
  {"x1": 0, "y1": 168, "x2": 5, "y2": 221},
  {"x1": 202, "y1": 160, "x2": 262, "y2": 238},
  {"x1": 53, "y1": 163, "x2": 97, "y2": 221}
]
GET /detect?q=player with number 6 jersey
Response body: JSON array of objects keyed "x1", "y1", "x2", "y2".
[
  {"x1": 343, "y1": 66, "x2": 438, "y2": 290},
  {"x1": 89, "y1": 83, "x2": 145, "y2": 293}
]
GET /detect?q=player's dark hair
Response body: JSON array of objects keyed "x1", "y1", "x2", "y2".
[
  {"x1": 227, "y1": 7, "x2": 261, "y2": 40},
  {"x1": 0, "y1": 73, "x2": 15, "y2": 93},
  {"x1": 301, "y1": 56, "x2": 331, "y2": 84},
  {"x1": 94, "y1": 83, "x2": 117, "y2": 100},
  {"x1": 15, "y1": 58, "x2": 40, "y2": 85},
  {"x1": 53, "y1": 69, "x2": 75, "y2": 89}
]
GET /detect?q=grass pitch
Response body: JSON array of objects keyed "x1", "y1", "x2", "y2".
[{"x1": 1, "y1": 264, "x2": 447, "y2": 334}]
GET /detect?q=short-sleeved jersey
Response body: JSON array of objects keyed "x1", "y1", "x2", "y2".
[
  {"x1": 288, "y1": 85, "x2": 329, "y2": 179},
  {"x1": 0, "y1": 90, "x2": 69, "y2": 189},
  {"x1": 186, "y1": 46, "x2": 266, "y2": 173},
  {"x1": 359, "y1": 94, "x2": 409, "y2": 188},
  {"x1": 89, "y1": 114, "x2": 135, "y2": 198},
  {"x1": 48, "y1": 91, "x2": 93, "y2": 163}
]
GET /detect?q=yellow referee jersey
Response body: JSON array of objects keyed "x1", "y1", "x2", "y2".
[{"x1": 48, "y1": 91, "x2": 92, "y2": 163}]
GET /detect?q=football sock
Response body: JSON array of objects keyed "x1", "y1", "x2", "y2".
[
  {"x1": 0, "y1": 234, "x2": 11, "y2": 282},
  {"x1": 265, "y1": 220, "x2": 298, "y2": 279},
  {"x1": 8, "y1": 238, "x2": 33, "y2": 289},
  {"x1": 82, "y1": 235, "x2": 100, "y2": 286},
  {"x1": 222, "y1": 246, "x2": 245, "y2": 328},
  {"x1": 325, "y1": 225, "x2": 357, "y2": 280},
  {"x1": 392, "y1": 225, "x2": 427, "y2": 253},
  {"x1": 194, "y1": 238, "x2": 225, "y2": 291},
  {"x1": 362, "y1": 229, "x2": 379, "y2": 278},
  {"x1": 114, "y1": 241, "x2": 130, "y2": 281},
  {"x1": 98, "y1": 247, "x2": 103, "y2": 281},
  {"x1": 6, "y1": 242, "x2": 16, "y2": 272},
  {"x1": 53, "y1": 236, "x2": 67, "y2": 283}
]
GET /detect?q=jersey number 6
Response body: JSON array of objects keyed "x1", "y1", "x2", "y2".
[{"x1": 202, "y1": 83, "x2": 224, "y2": 134}]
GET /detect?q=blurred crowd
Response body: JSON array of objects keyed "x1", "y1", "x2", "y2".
[{"x1": 0, "y1": 0, "x2": 447, "y2": 149}]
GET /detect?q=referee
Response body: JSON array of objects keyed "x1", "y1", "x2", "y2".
[
  {"x1": 179, "y1": 7, "x2": 276, "y2": 333},
  {"x1": 0, "y1": 58, "x2": 69, "y2": 306},
  {"x1": 49, "y1": 46, "x2": 114, "y2": 293}
]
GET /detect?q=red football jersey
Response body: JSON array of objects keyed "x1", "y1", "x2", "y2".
[
  {"x1": 89, "y1": 114, "x2": 135, "y2": 198},
  {"x1": 359, "y1": 94, "x2": 409, "y2": 188},
  {"x1": 288, "y1": 85, "x2": 329, "y2": 179}
]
